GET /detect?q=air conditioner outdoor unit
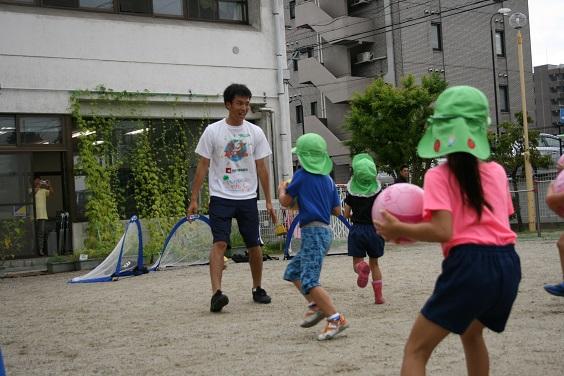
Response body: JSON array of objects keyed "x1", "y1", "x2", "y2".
[
  {"x1": 356, "y1": 51, "x2": 374, "y2": 63},
  {"x1": 351, "y1": 0, "x2": 371, "y2": 6}
]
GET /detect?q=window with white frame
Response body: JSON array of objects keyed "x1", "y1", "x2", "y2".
[{"x1": 1, "y1": 0, "x2": 248, "y2": 23}]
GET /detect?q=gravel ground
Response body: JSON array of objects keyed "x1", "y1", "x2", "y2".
[{"x1": 0, "y1": 238, "x2": 563, "y2": 376}]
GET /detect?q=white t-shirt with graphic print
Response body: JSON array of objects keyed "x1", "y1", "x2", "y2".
[{"x1": 195, "y1": 119, "x2": 272, "y2": 200}]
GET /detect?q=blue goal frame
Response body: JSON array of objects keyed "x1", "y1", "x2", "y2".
[{"x1": 149, "y1": 214, "x2": 211, "y2": 271}]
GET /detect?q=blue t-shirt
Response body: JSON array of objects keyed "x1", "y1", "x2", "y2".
[{"x1": 286, "y1": 168, "x2": 340, "y2": 226}]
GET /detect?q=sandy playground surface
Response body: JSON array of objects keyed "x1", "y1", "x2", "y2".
[{"x1": 1, "y1": 238, "x2": 563, "y2": 376}]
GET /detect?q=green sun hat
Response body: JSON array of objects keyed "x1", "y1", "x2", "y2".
[
  {"x1": 291, "y1": 133, "x2": 333, "y2": 175},
  {"x1": 347, "y1": 153, "x2": 381, "y2": 197},
  {"x1": 417, "y1": 85, "x2": 491, "y2": 160}
]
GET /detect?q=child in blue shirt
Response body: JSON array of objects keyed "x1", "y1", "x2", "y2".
[{"x1": 279, "y1": 133, "x2": 347, "y2": 341}]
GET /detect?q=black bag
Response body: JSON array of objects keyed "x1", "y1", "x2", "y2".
[{"x1": 231, "y1": 251, "x2": 278, "y2": 263}]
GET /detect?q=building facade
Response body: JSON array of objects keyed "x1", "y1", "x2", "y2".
[
  {"x1": 0, "y1": 0, "x2": 293, "y2": 258},
  {"x1": 534, "y1": 64, "x2": 564, "y2": 131},
  {"x1": 284, "y1": 0, "x2": 535, "y2": 183}
]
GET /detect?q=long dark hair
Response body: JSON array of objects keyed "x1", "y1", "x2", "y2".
[{"x1": 447, "y1": 152, "x2": 492, "y2": 219}]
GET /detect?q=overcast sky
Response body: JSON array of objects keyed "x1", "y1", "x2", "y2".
[{"x1": 529, "y1": 0, "x2": 564, "y2": 67}]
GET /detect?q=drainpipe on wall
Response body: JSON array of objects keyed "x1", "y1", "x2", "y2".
[
  {"x1": 259, "y1": 107, "x2": 278, "y2": 192},
  {"x1": 272, "y1": 0, "x2": 293, "y2": 182},
  {"x1": 383, "y1": 0, "x2": 397, "y2": 85}
]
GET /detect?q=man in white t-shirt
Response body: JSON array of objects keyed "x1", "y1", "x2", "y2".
[{"x1": 187, "y1": 83, "x2": 278, "y2": 312}]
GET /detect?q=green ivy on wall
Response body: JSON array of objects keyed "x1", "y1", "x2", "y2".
[
  {"x1": 70, "y1": 86, "x2": 208, "y2": 256},
  {"x1": 0, "y1": 218, "x2": 25, "y2": 263}
]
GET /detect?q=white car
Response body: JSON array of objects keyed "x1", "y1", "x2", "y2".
[{"x1": 538, "y1": 133, "x2": 562, "y2": 165}]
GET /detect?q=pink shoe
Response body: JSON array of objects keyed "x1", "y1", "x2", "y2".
[
  {"x1": 373, "y1": 280, "x2": 384, "y2": 304},
  {"x1": 355, "y1": 261, "x2": 370, "y2": 288}
]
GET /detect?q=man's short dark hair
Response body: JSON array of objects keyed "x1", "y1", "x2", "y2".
[
  {"x1": 223, "y1": 84, "x2": 252, "y2": 104},
  {"x1": 400, "y1": 165, "x2": 409, "y2": 170}
]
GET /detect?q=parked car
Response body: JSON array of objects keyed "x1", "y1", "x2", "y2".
[{"x1": 538, "y1": 133, "x2": 562, "y2": 165}]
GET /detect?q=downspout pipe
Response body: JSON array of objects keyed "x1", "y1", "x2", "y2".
[{"x1": 272, "y1": 0, "x2": 293, "y2": 182}]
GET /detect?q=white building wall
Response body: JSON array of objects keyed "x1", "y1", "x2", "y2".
[{"x1": 0, "y1": 4, "x2": 282, "y2": 118}]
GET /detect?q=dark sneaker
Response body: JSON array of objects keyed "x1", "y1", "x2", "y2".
[
  {"x1": 544, "y1": 282, "x2": 564, "y2": 297},
  {"x1": 300, "y1": 307, "x2": 325, "y2": 328},
  {"x1": 252, "y1": 287, "x2": 272, "y2": 304},
  {"x1": 210, "y1": 290, "x2": 229, "y2": 312}
]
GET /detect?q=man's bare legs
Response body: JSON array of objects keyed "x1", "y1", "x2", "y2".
[
  {"x1": 247, "y1": 245, "x2": 263, "y2": 288},
  {"x1": 210, "y1": 241, "x2": 228, "y2": 293}
]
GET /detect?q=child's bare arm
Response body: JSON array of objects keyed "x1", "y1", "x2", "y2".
[
  {"x1": 375, "y1": 209, "x2": 452, "y2": 243},
  {"x1": 332, "y1": 205, "x2": 341, "y2": 217},
  {"x1": 343, "y1": 204, "x2": 352, "y2": 219},
  {"x1": 278, "y1": 181, "x2": 294, "y2": 208}
]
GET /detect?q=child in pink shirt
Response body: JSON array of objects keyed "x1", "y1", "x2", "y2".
[
  {"x1": 375, "y1": 86, "x2": 521, "y2": 375},
  {"x1": 543, "y1": 161, "x2": 564, "y2": 297}
]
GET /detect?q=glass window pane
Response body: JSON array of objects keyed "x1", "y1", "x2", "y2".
[
  {"x1": 153, "y1": 0, "x2": 183, "y2": 16},
  {"x1": 218, "y1": 1, "x2": 243, "y2": 21},
  {"x1": 0, "y1": 117, "x2": 17, "y2": 145},
  {"x1": 289, "y1": 1, "x2": 295, "y2": 19},
  {"x1": 431, "y1": 23, "x2": 442, "y2": 50},
  {"x1": 79, "y1": 0, "x2": 113, "y2": 9},
  {"x1": 545, "y1": 137, "x2": 560, "y2": 148},
  {"x1": 189, "y1": 0, "x2": 215, "y2": 19},
  {"x1": 43, "y1": 0, "x2": 76, "y2": 7},
  {"x1": 310, "y1": 102, "x2": 317, "y2": 117},
  {"x1": 296, "y1": 105, "x2": 303, "y2": 124},
  {"x1": 20, "y1": 117, "x2": 63, "y2": 145},
  {"x1": 119, "y1": 0, "x2": 151, "y2": 14},
  {"x1": 499, "y1": 86, "x2": 509, "y2": 112},
  {"x1": 495, "y1": 31, "x2": 505, "y2": 56}
]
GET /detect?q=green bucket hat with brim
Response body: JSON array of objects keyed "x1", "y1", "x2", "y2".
[
  {"x1": 418, "y1": 85, "x2": 491, "y2": 160},
  {"x1": 292, "y1": 133, "x2": 333, "y2": 175},
  {"x1": 347, "y1": 153, "x2": 381, "y2": 197}
]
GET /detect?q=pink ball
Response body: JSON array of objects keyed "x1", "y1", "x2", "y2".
[
  {"x1": 551, "y1": 171, "x2": 564, "y2": 217},
  {"x1": 558, "y1": 154, "x2": 564, "y2": 171},
  {"x1": 554, "y1": 170, "x2": 564, "y2": 193},
  {"x1": 372, "y1": 183, "x2": 424, "y2": 243}
]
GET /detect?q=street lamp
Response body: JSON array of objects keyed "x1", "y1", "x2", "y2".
[
  {"x1": 509, "y1": 12, "x2": 536, "y2": 232},
  {"x1": 490, "y1": 7, "x2": 512, "y2": 137}
]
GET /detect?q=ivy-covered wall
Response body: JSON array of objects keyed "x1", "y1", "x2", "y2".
[{"x1": 70, "y1": 87, "x2": 210, "y2": 258}]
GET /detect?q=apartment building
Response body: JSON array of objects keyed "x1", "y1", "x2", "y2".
[
  {"x1": 534, "y1": 64, "x2": 564, "y2": 130},
  {"x1": 285, "y1": 0, "x2": 535, "y2": 182},
  {"x1": 0, "y1": 0, "x2": 292, "y2": 258}
]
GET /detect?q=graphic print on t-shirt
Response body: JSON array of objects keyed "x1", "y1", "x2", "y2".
[
  {"x1": 224, "y1": 137, "x2": 249, "y2": 162},
  {"x1": 222, "y1": 134, "x2": 252, "y2": 192}
]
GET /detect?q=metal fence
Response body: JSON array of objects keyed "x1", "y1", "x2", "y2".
[
  {"x1": 257, "y1": 184, "x2": 351, "y2": 246},
  {"x1": 258, "y1": 173, "x2": 564, "y2": 245}
]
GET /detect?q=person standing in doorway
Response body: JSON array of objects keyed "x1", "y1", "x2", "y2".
[
  {"x1": 187, "y1": 83, "x2": 277, "y2": 313},
  {"x1": 394, "y1": 164, "x2": 410, "y2": 184},
  {"x1": 33, "y1": 174, "x2": 53, "y2": 256}
]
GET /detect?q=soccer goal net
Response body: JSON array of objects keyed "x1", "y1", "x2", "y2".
[
  {"x1": 283, "y1": 214, "x2": 351, "y2": 259},
  {"x1": 150, "y1": 215, "x2": 212, "y2": 270},
  {"x1": 69, "y1": 216, "x2": 144, "y2": 283}
]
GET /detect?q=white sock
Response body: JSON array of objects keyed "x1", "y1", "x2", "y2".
[{"x1": 328, "y1": 313, "x2": 340, "y2": 321}]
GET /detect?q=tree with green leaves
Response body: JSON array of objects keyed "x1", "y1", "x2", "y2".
[
  {"x1": 488, "y1": 113, "x2": 550, "y2": 231},
  {"x1": 345, "y1": 74, "x2": 448, "y2": 186}
]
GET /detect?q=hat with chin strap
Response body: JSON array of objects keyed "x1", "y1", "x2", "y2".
[
  {"x1": 291, "y1": 133, "x2": 333, "y2": 175},
  {"x1": 417, "y1": 85, "x2": 491, "y2": 160},
  {"x1": 347, "y1": 153, "x2": 381, "y2": 197}
]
